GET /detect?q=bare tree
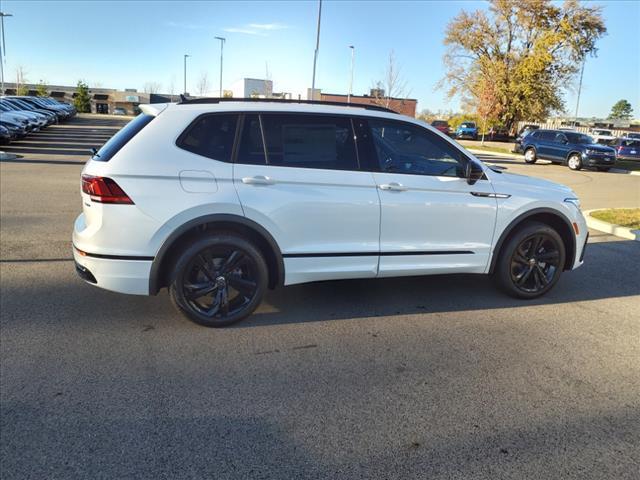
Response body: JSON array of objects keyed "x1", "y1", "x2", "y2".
[
  {"x1": 196, "y1": 71, "x2": 210, "y2": 96},
  {"x1": 15, "y1": 66, "x2": 28, "y2": 95},
  {"x1": 167, "y1": 75, "x2": 176, "y2": 102},
  {"x1": 143, "y1": 81, "x2": 162, "y2": 94},
  {"x1": 371, "y1": 50, "x2": 409, "y2": 108}
]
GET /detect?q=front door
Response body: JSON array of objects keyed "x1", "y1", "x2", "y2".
[
  {"x1": 360, "y1": 118, "x2": 498, "y2": 277},
  {"x1": 233, "y1": 113, "x2": 381, "y2": 285}
]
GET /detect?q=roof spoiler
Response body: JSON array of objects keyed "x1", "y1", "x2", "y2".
[{"x1": 140, "y1": 103, "x2": 169, "y2": 116}]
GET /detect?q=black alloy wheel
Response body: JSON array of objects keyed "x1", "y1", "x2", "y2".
[
  {"x1": 170, "y1": 234, "x2": 268, "y2": 327},
  {"x1": 509, "y1": 233, "x2": 561, "y2": 294},
  {"x1": 493, "y1": 221, "x2": 566, "y2": 299}
]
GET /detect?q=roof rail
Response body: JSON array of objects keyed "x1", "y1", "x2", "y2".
[{"x1": 177, "y1": 97, "x2": 397, "y2": 114}]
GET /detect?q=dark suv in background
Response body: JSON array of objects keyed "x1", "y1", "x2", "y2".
[{"x1": 521, "y1": 129, "x2": 617, "y2": 171}]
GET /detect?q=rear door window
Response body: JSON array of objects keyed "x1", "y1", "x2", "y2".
[
  {"x1": 176, "y1": 113, "x2": 238, "y2": 162},
  {"x1": 93, "y1": 113, "x2": 154, "y2": 162},
  {"x1": 260, "y1": 114, "x2": 358, "y2": 170}
]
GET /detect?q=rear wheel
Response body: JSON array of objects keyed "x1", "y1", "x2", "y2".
[
  {"x1": 169, "y1": 233, "x2": 268, "y2": 327},
  {"x1": 492, "y1": 222, "x2": 565, "y2": 299},
  {"x1": 524, "y1": 147, "x2": 537, "y2": 164},
  {"x1": 567, "y1": 153, "x2": 582, "y2": 170}
]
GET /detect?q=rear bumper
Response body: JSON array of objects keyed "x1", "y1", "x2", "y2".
[{"x1": 73, "y1": 247, "x2": 152, "y2": 295}]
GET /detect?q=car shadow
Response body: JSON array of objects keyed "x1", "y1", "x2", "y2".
[{"x1": 237, "y1": 239, "x2": 640, "y2": 328}]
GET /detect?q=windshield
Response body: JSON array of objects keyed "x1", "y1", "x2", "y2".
[
  {"x1": 460, "y1": 123, "x2": 475, "y2": 128},
  {"x1": 566, "y1": 132, "x2": 594, "y2": 144}
]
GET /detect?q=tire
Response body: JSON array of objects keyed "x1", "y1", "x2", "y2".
[
  {"x1": 169, "y1": 233, "x2": 268, "y2": 327},
  {"x1": 596, "y1": 167, "x2": 610, "y2": 172},
  {"x1": 567, "y1": 153, "x2": 582, "y2": 170},
  {"x1": 524, "y1": 147, "x2": 537, "y2": 164},
  {"x1": 492, "y1": 221, "x2": 566, "y2": 299}
]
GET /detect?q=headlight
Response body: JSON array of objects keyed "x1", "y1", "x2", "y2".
[{"x1": 564, "y1": 197, "x2": 581, "y2": 210}]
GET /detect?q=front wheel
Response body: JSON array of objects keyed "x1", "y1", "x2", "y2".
[
  {"x1": 169, "y1": 233, "x2": 268, "y2": 327},
  {"x1": 524, "y1": 148, "x2": 537, "y2": 164},
  {"x1": 567, "y1": 154, "x2": 583, "y2": 170},
  {"x1": 492, "y1": 222, "x2": 566, "y2": 299}
]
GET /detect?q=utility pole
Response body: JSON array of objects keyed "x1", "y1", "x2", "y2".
[
  {"x1": 214, "y1": 36, "x2": 225, "y2": 97},
  {"x1": 183, "y1": 54, "x2": 191, "y2": 95},
  {"x1": 0, "y1": 12, "x2": 13, "y2": 95},
  {"x1": 310, "y1": 0, "x2": 322, "y2": 100},
  {"x1": 574, "y1": 57, "x2": 586, "y2": 126},
  {"x1": 348, "y1": 45, "x2": 354, "y2": 103}
]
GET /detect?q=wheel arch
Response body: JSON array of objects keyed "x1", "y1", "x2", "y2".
[
  {"x1": 149, "y1": 214, "x2": 284, "y2": 295},
  {"x1": 489, "y1": 208, "x2": 576, "y2": 273},
  {"x1": 565, "y1": 150, "x2": 583, "y2": 164}
]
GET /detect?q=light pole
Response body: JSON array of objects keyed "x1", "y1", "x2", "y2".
[
  {"x1": 214, "y1": 36, "x2": 225, "y2": 97},
  {"x1": 347, "y1": 45, "x2": 354, "y2": 103},
  {"x1": 573, "y1": 57, "x2": 586, "y2": 126},
  {"x1": 310, "y1": 0, "x2": 322, "y2": 100},
  {"x1": 0, "y1": 12, "x2": 13, "y2": 95},
  {"x1": 183, "y1": 54, "x2": 191, "y2": 95}
]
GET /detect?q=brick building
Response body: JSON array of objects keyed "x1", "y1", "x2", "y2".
[{"x1": 319, "y1": 90, "x2": 418, "y2": 117}]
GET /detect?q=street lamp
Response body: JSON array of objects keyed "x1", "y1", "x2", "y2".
[
  {"x1": 0, "y1": 12, "x2": 13, "y2": 95},
  {"x1": 214, "y1": 36, "x2": 225, "y2": 97},
  {"x1": 348, "y1": 45, "x2": 354, "y2": 103},
  {"x1": 310, "y1": 0, "x2": 322, "y2": 99},
  {"x1": 183, "y1": 54, "x2": 191, "y2": 95}
]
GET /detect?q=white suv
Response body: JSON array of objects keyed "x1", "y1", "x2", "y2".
[{"x1": 73, "y1": 99, "x2": 588, "y2": 327}]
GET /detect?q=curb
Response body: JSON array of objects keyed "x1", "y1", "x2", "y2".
[
  {"x1": 467, "y1": 148, "x2": 519, "y2": 159},
  {"x1": 584, "y1": 209, "x2": 640, "y2": 241}
]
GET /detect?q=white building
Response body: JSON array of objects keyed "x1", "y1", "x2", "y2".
[{"x1": 229, "y1": 78, "x2": 273, "y2": 98}]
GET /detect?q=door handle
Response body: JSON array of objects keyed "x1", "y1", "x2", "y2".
[
  {"x1": 378, "y1": 182, "x2": 407, "y2": 191},
  {"x1": 242, "y1": 175, "x2": 275, "y2": 185}
]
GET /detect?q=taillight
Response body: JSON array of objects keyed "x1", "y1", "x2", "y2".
[{"x1": 81, "y1": 174, "x2": 134, "y2": 204}]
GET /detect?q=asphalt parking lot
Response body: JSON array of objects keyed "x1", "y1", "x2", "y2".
[{"x1": 1, "y1": 115, "x2": 639, "y2": 479}]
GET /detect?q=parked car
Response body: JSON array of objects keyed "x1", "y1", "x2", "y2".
[
  {"x1": 522, "y1": 129, "x2": 617, "y2": 171},
  {"x1": 455, "y1": 121, "x2": 478, "y2": 140},
  {"x1": 73, "y1": 99, "x2": 588, "y2": 327},
  {"x1": 612, "y1": 137, "x2": 640, "y2": 161},
  {"x1": 1, "y1": 97, "x2": 58, "y2": 124},
  {"x1": 0, "y1": 100, "x2": 49, "y2": 129},
  {"x1": 113, "y1": 107, "x2": 127, "y2": 116},
  {"x1": 0, "y1": 119, "x2": 28, "y2": 138},
  {"x1": 9, "y1": 96, "x2": 70, "y2": 120},
  {"x1": 590, "y1": 128, "x2": 616, "y2": 146},
  {"x1": 0, "y1": 110, "x2": 32, "y2": 132},
  {"x1": 487, "y1": 126, "x2": 511, "y2": 142},
  {"x1": 431, "y1": 120, "x2": 450, "y2": 136},
  {"x1": 0, "y1": 124, "x2": 12, "y2": 144}
]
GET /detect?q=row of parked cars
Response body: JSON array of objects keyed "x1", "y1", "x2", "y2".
[
  {"x1": 0, "y1": 96, "x2": 77, "y2": 144},
  {"x1": 513, "y1": 125, "x2": 640, "y2": 171}
]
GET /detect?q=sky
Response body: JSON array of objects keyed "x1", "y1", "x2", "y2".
[{"x1": 2, "y1": 0, "x2": 639, "y2": 118}]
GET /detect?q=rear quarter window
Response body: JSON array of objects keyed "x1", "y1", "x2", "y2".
[
  {"x1": 93, "y1": 114, "x2": 154, "y2": 162},
  {"x1": 176, "y1": 113, "x2": 238, "y2": 162}
]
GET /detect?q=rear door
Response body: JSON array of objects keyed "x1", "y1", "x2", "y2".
[
  {"x1": 548, "y1": 132, "x2": 569, "y2": 162},
  {"x1": 358, "y1": 117, "x2": 498, "y2": 276},
  {"x1": 233, "y1": 112, "x2": 381, "y2": 285}
]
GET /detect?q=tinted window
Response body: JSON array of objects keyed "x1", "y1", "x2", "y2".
[
  {"x1": 93, "y1": 114, "x2": 154, "y2": 162},
  {"x1": 539, "y1": 131, "x2": 556, "y2": 141},
  {"x1": 177, "y1": 114, "x2": 238, "y2": 161},
  {"x1": 368, "y1": 119, "x2": 467, "y2": 177},
  {"x1": 553, "y1": 133, "x2": 567, "y2": 143},
  {"x1": 621, "y1": 139, "x2": 640, "y2": 147},
  {"x1": 260, "y1": 114, "x2": 358, "y2": 170},
  {"x1": 237, "y1": 114, "x2": 266, "y2": 165},
  {"x1": 460, "y1": 122, "x2": 476, "y2": 128},
  {"x1": 566, "y1": 133, "x2": 593, "y2": 144}
]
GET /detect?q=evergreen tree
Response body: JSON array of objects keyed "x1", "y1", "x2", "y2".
[{"x1": 73, "y1": 80, "x2": 91, "y2": 113}]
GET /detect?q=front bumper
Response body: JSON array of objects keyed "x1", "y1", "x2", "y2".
[{"x1": 583, "y1": 153, "x2": 616, "y2": 167}]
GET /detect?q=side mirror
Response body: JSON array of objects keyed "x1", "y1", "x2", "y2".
[{"x1": 465, "y1": 161, "x2": 484, "y2": 185}]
